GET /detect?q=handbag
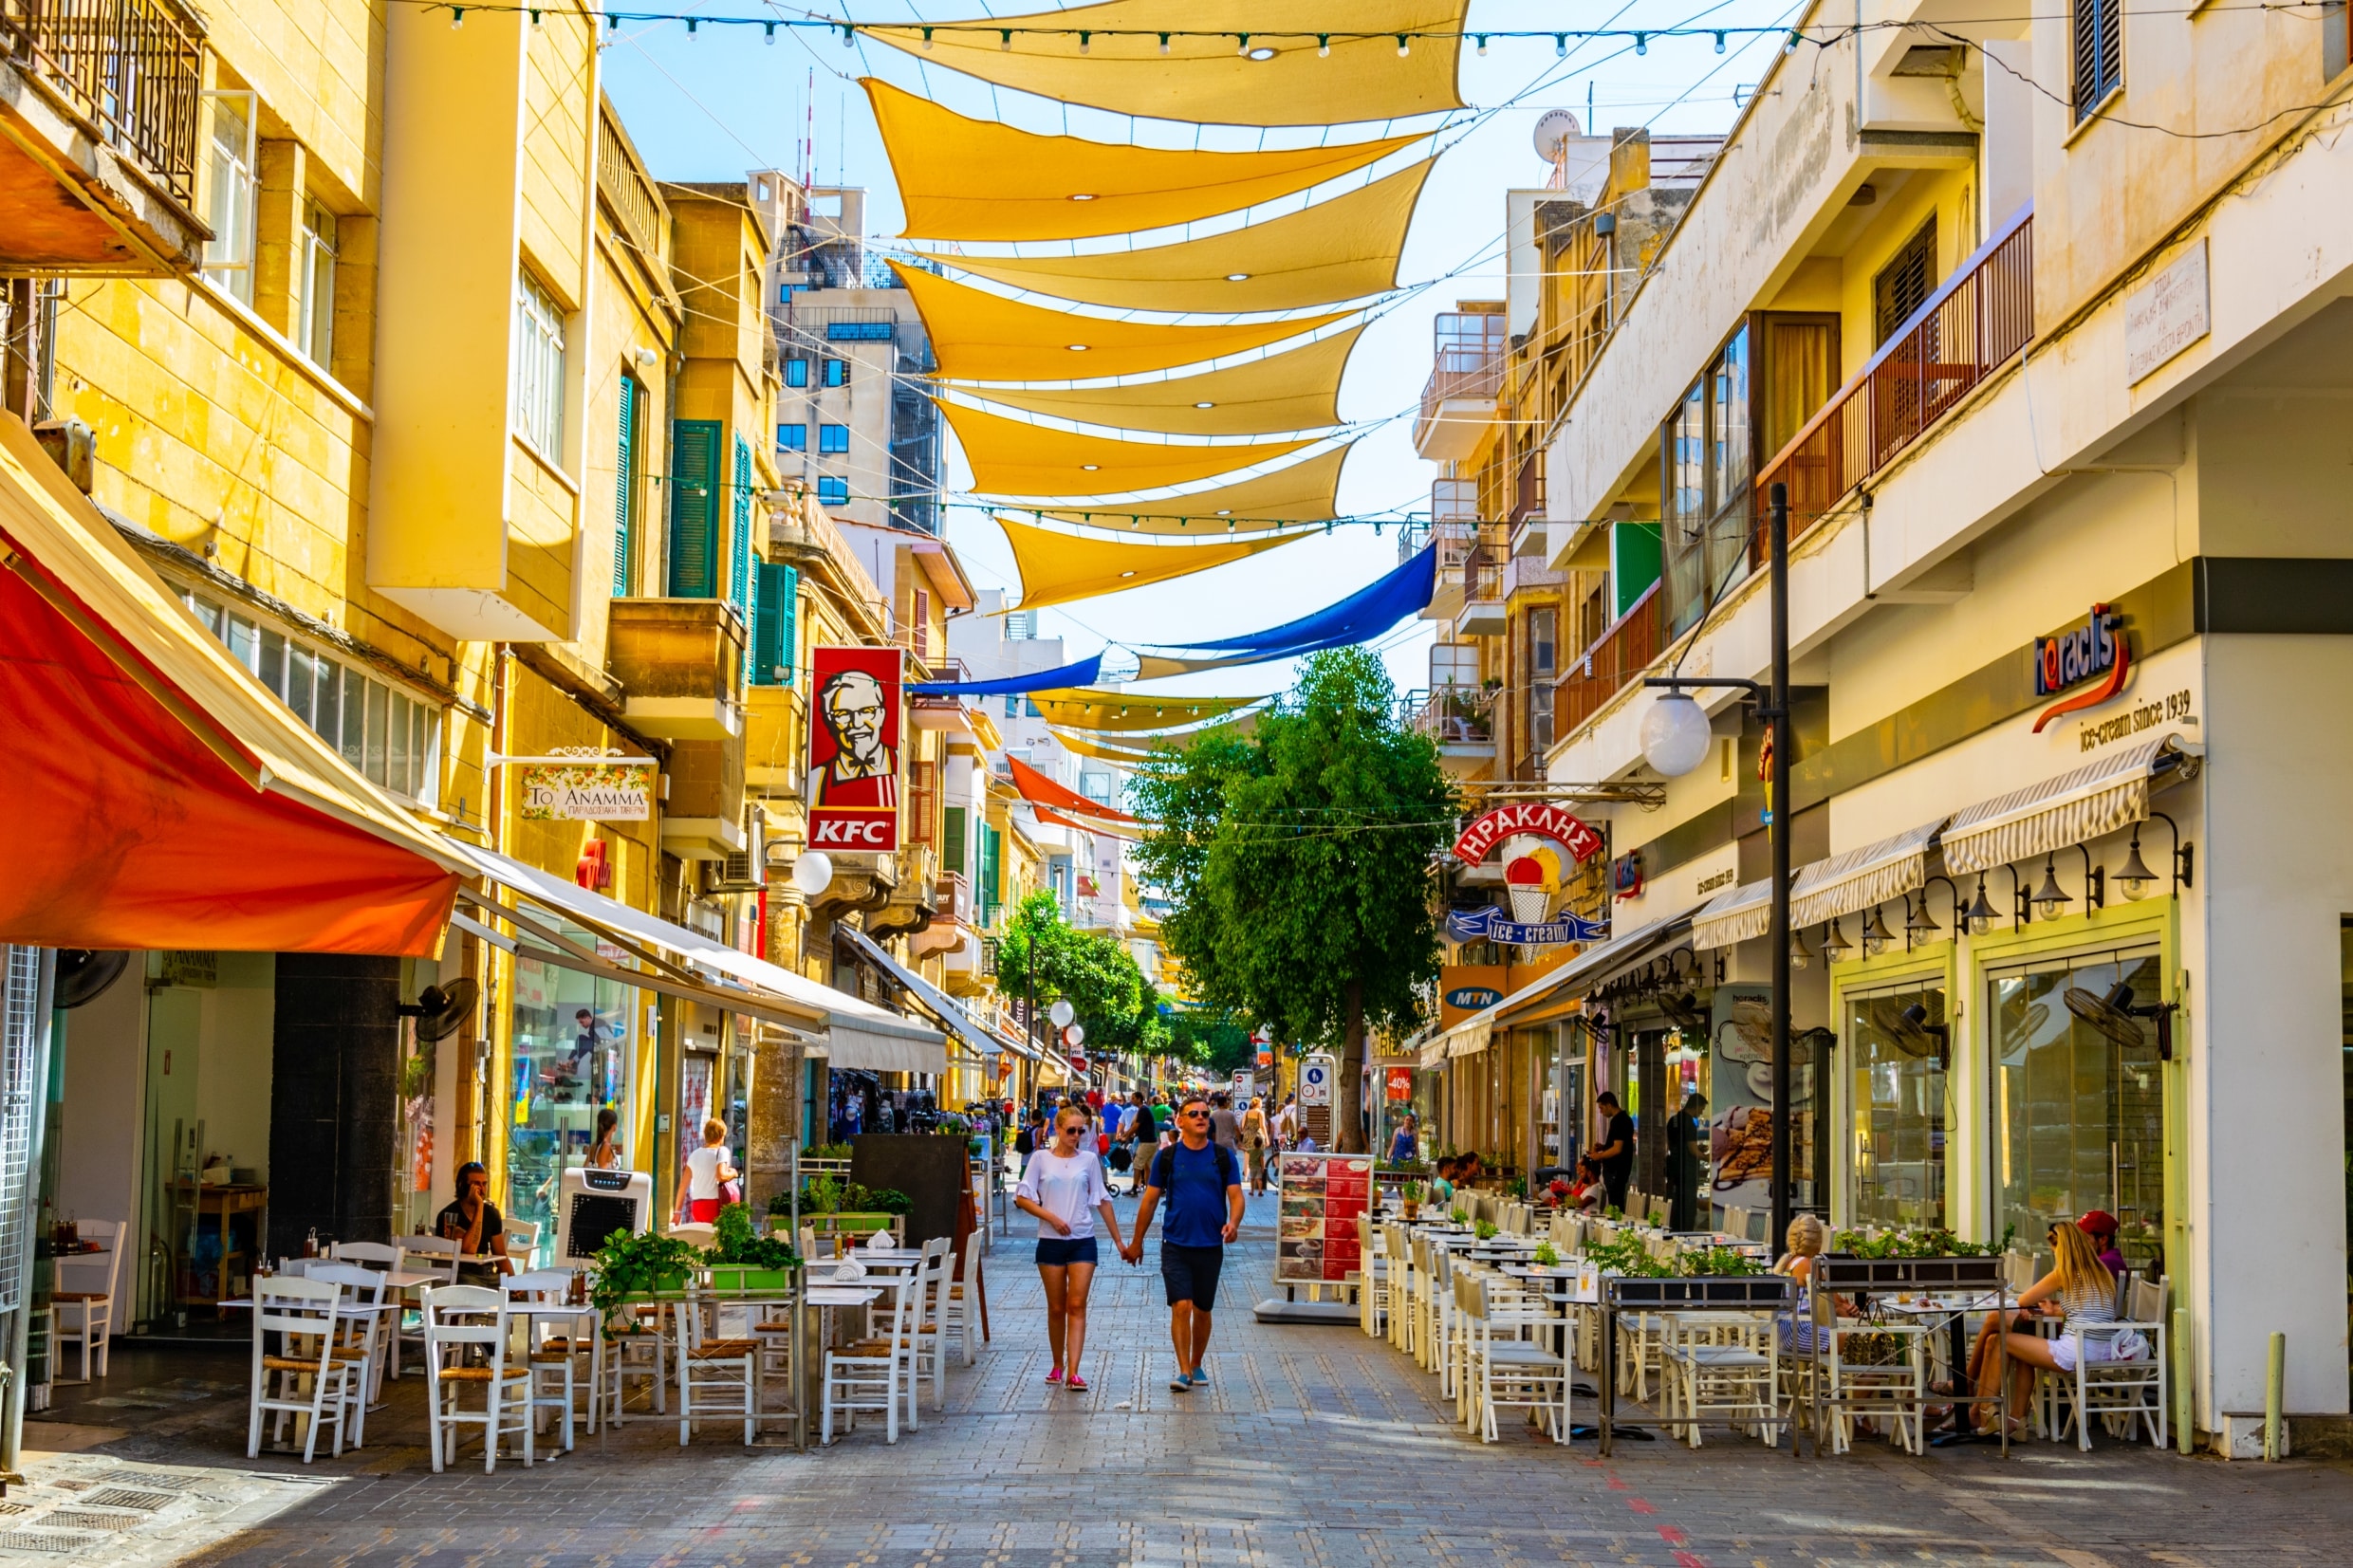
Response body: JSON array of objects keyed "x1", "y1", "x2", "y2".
[{"x1": 718, "y1": 1178, "x2": 743, "y2": 1207}]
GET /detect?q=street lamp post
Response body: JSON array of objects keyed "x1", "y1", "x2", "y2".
[{"x1": 1640, "y1": 480, "x2": 1795, "y2": 1253}]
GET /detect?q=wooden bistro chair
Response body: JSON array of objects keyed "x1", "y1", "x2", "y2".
[
  {"x1": 247, "y1": 1277, "x2": 360, "y2": 1463},
  {"x1": 394, "y1": 1235, "x2": 463, "y2": 1378},
  {"x1": 305, "y1": 1262, "x2": 388, "y2": 1444},
  {"x1": 676, "y1": 1280, "x2": 763, "y2": 1447},
  {"x1": 423, "y1": 1284, "x2": 533, "y2": 1473},
  {"x1": 53, "y1": 1218, "x2": 125, "y2": 1382},
  {"x1": 822, "y1": 1269, "x2": 920, "y2": 1446},
  {"x1": 505, "y1": 1270, "x2": 591, "y2": 1451}
]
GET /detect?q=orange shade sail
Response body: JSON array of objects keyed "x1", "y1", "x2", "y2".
[
  {"x1": 0, "y1": 416, "x2": 462, "y2": 955},
  {"x1": 1008, "y1": 754, "x2": 1139, "y2": 823}
]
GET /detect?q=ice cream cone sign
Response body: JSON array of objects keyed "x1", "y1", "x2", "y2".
[{"x1": 1502, "y1": 837, "x2": 1562, "y2": 925}]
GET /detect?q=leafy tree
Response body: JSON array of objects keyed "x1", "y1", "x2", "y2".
[
  {"x1": 995, "y1": 891, "x2": 1151, "y2": 1052},
  {"x1": 1162, "y1": 1005, "x2": 1256, "y2": 1075},
  {"x1": 1130, "y1": 648, "x2": 1455, "y2": 1150}
]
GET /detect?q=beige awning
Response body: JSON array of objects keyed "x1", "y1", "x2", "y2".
[
  {"x1": 1940, "y1": 736, "x2": 2200, "y2": 876},
  {"x1": 1692, "y1": 879, "x2": 1772, "y2": 951},
  {"x1": 1789, "y1": 818, "x2": 1947, "y2": 932}
]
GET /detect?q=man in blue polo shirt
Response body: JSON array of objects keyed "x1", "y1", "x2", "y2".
[{"x1": 1124, "y1": 1092, "x2": 1245, "y2": 1392}]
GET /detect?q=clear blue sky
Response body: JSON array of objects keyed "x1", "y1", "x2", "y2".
[{"x1": 604, "y1": 1, "x2": 1799, "y2": 701}]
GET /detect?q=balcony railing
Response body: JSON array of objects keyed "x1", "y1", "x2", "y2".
[
  {"x1": 1753, "y1": 212, "x2": 2032, "y2": 563},
  {"x1": 935, "y1": 872, "x2": 972, "y2": 924},
  {"x1": 2, "y1": 0, "x2": 206, "y2": 206},
  {"x1": 1405, "y1": 684, "x2": 1495, "y2": 747},
  {"x1": 1556, "y1": 582, "x2": 1662, "y2": 736}
]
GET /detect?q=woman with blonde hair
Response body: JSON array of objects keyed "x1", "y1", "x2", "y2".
[
  {"x1": 1955, "y1": 1220, "x2": 2143, "y2": 1435},
  {"x1": 1773, "y1": 1213, "x2": 1851, "y2": 1356},
  {"x1": 1013, "y1": 1105, "x2": 1125, "y2": 1392},
  {"x1": 1240, "y1": 1097, "x2": 1271, "y2": 1194}
]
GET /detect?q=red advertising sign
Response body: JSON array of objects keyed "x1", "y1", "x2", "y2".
[
  {"x1": 1383, "y1": 1066, "x2": 1415, "y2": 1102},
  {"x1": 1451, "y1": 802, "x2": 1604, "y2": 867},
  {"x1": 808, "y1": 645, "x2": 903, "y2": 852}
]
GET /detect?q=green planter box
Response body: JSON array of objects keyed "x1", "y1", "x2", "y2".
[
  {"x1": 807, "y1": 1212, "x2": 899, "y2": 1236},
  {"x1": 708, "y1": 1265, "x2": 797, "y2": 1293}
]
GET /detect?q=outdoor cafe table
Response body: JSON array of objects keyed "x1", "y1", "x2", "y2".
[
  {"x1": 1809, "y1": 1254, "x2": 2014, "y2": 1455},
  {"x1": 607, "y1": 1280, "x2": 811, "y2": 1449},
  {"x1": 1596, "y1": 1274, "x2": 1802, "y2": 1457}
]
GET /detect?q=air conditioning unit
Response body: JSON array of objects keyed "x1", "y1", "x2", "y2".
[
  {"x1": 557, "y1": 1167, "x2": 653, "y2": 1262},
  {"x1": 713, "y1": 807, "x2": 768, "y2": 891}
]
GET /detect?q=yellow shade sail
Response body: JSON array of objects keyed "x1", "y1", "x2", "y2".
[
  {"x1": 1030, "y1": 690, "x2": 1269, "y2": 730},
  {"x1": 895, "y1": 263, "x2": 1347, "y2": 381},
  {"x1": 1048, "y1": 722, "x2": 1254, "y2": 762},
  {"x1": 953, "y1": 324, "x2": 1362, "y2": 437},
  {"x1": 864, "y1": 2, "x2": 1470, "y2": 127},
  {"x1": 868, "y1": 80, "x2": 1418, "y2": 243},
  {"x1": 935, "y1": 159, "x2": 1433, "y2": 313},
  {"x1": 1033, "y1": 443, "x2": 1351, "y2": 533},
  {"x1": 945, "y1": 400, "x2": 1314, "y2": 498},
  {"x1": 1047, "y1": 727, "x2": 1177, "y2": 765},
  {"x1": 999, "y1": 514, "x2": 1313, "y2": 610}
]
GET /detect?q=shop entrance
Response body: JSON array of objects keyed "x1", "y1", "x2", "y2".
[{"x1": 1843, "y1": 977, "x2": 1950, "y2": 1231}]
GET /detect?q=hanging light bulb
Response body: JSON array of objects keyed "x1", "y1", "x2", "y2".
[
  {"x1": 1964, "y1": 877, "x2": 1998, "y2": 937},
  {"x1": 920, "y1": 26, "x2": 932, "y2": 49},
  {"x1": 1714, "y1": 30, "x2": 1727, "y2": 53},
  {"x1": 449, "y1": 7, "x2": 464, "y2": 28},
  {"x1": 1317, "y1": 34, "x2": 1330, "y2": 58},
  {"x1": 1555, "y1": 33, "x2": 1567, "y2": 58},
  {"x1": 2033, "y1": 856, "x2": 2070, "y2": 920},
  {"x1": 1079, "y1": 30, "x2": 1091, "y2": 55},
  {"x1": 1159, "y1": 32, "x2": 1171, "y2": 55},
  {"x1": 1476, "y1": 34, "x2": 1489, "y2": 56},
  {"x1": 1635, "y1": 32, "x2": 1648, "y2": 55},
  {"x1": 1789, "y1": 929, "x2": 1812, "y2": 970},
  {"x1": 1862, "y1": 906, "x2": 1894, "y2": 957},
  {"x1": 1000, "y1": 28, "x2": 1013, "y2": 50},
  {"x1": 1821, "y1": 917, "x2": 1854, "y2": 960},
  {"x1": 1905, "y1": 893, "x2": 1942, "y2": 941},
  {"x1": 1396, "y1": 34, "x2": 1411, "y2": 58},
  {"x1": 2116, "y1": 830, "x2": 2158, "y2": 901}
]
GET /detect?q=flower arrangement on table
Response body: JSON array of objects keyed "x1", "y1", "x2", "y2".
[
  {"x1": 1473, "y1": 1220, "x2": 1499, "y2": 1241},
  {"x1": 1547, "y1": 1177, "x2": 1570, "y2": 1207},
  {"x1": 1533, "y1": 1241, "x2": 1561, "y2": 1267}
]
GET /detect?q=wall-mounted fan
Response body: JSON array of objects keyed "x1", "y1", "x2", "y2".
[
  {"x1": 2063, "y1": 981, "x2": 2177, "y2": 1061},
  {"x1": 1658, "y1": 990, "x2": 1707, "y2": 1033},
  {"x1": 54, "y1": 950, "x2": 130, "y2": 1009},
  {"x1": 398, "y1": 978, "x2": 479, "y2": 1042}
]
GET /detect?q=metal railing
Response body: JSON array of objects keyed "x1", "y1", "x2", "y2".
[
  {"x1": 1416, "y1": 351, "x2": 1505, "y2": 436},
  {"x1": 1404, "y1": 684, "x2": 1496, "y2": 747},
  {"x1": 1752, "y1": 212, "x2": 2033, "y2": 563},
  {"x1": 935, "y1": 872, "x2": 971, "y2": 924},
  {"x1": 1555, "y1": 582, "x2": 1662, "y2": 736},
  {"x1": 2, "y1": 0, "x2": 206, "y2": 207}
]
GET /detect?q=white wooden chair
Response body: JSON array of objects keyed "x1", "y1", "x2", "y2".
[
  {"x1": 503, "y1": 1219, "x2": 542, "y2": 1268},
  {"x1": 1454, "y1": 1270, "x2": 1569, "y2": 1443},
  {"x1": 395, "y1": 1235, "x2": 462, "y2": 1378},
  {"x1": 934, "y1": 1235, "x2": 985, "y2": 1366},
  {"x1": 424, "y1": 1284, "x2": 533, "y2": 1472},
  {"x1": 306, "y1": 1262, "x2": 387, "y2": 1444},
  {"x1": 504, "y1": 1270, "x2": 586, "y2": 1451},
  {"x1": 247, "y1": 1277, "x2": 359, "y2": 1463},
  {"x1": 904, "y1": 1236, "x2": 954, "y2": 1420},
  {"x1": 1354, "y1": 1214, "x2": 1390, "y2": 1337},
  {"x1": 1658, "y1": 1311, "x2": 1780, "y2": 1449},
  {"x1": 53, "y1": 1218, "x2": 124, "y2": 1382},
  {"x1": 822, "y1": 1270, "x2": 919, "y2": 1445},
  {"x1": 676, "y1": 1281, "x2": 762, "y2": 1447},
  {"x1": 2048, "y1": 1276, "x2": 2170, "y2": 1450}
]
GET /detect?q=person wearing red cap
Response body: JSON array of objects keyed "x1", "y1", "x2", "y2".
[{"x1": 2077, "y1": 1209, "x2": 2126, "y2": 1277}]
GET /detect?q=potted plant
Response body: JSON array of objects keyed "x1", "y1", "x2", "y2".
[
  {"x1": 705, "y1": 1202, "x2": 801, "y2": 1292},
  {"x1": 1473, "y1": 1219, "x2": 1499, "y2": 1242},
  {"x1": 1533, "y1": 1240, "x2": 1561, "y2": 1268},
  {"x1": 589, "y1": 1227, "x2": 703, "y2": 1329},
  {"x1": 1400, "y1": 1180, "x2": 1423, "y2": 1221},
  {"x1": 1449, "y1": 1207, "x2": 1469, "y2": 1226}
]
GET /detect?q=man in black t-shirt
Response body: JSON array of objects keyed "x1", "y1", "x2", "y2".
[
  {"x1": 435, "y1": 1160, "x2": 513, "y2": 1282},
  {"x1": 1593, "y1": 1092, "x2": 1636, "y2": 1213}
]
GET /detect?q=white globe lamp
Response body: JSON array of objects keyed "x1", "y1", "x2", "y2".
[
  {"x1": 790, "y1": 850, "x2": 834, "y2": 897},
  {"x1": 1048, "y1": 999, "x2": 1076, "y2": 1028},
  {"x1": 1639, "y1": 692, "x2": 1714, "y2": 777}
]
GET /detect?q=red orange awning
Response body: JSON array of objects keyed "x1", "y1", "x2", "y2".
[{"x1": 0, "y1": 414, "x2": 464, "y2": 955}]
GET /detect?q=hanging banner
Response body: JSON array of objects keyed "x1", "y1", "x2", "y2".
[
  {"x1": 516, "y1": 759, "x2": 656, "y2": 821},
  {"x1": 808, "y1": 645, "x2": 904, "y2": 851},
  {"x1": 1444, "y1": 906, "x2": 1608, "y2": 946},
  {"x1": 1383, "y1": 1065, "x2": 1415, "y2": 1102}
]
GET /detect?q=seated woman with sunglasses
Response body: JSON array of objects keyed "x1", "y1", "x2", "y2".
[
  {"x1": 1948, "y1": 1220, "x2": 2147, "y2": 1434},
  {"x1": 1013, "y1": 1107, "x2": 1127, "y2": 1392}
]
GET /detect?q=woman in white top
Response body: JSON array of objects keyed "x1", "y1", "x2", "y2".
[
  {"x1": 677, "y1": 1117, "x2": 736, "y2": 1224},
  {"x1": 1959, "y1": 1220, "x2": 2144, "y2": 1434},
  {"x1": 1013, "y1": 1107, "x2": 1124, "y2": 1392}
]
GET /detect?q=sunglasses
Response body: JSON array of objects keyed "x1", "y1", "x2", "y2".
[{"x1": 1181, "y1": 1109, "x2": 1210, "y2": 1119}]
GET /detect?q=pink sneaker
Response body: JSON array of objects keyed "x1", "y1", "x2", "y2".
[{"x1": 1046, "y1": 1367, "x2": 1064, "y2": 1384}]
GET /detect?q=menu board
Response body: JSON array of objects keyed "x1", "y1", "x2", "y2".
[{"x1": 1276, "y1": 1152, "x2": 1373, "y2": 1284}]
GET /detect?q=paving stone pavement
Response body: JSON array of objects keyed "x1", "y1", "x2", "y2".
[{"x1": 8, "y1": 1190, "x2": 2349, "y2": 1566}]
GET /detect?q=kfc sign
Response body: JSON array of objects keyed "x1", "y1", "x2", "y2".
[{"x1": 808, "y1": 645, "x2": 903, "y2": 853}]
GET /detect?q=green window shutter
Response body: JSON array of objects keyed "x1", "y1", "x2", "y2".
[
  {"x1": 732, "y1": 435, "x2": 755, "y2": 620},
  {"x1": 979, "y1": 823, "x2": 1003, "y2": 924},
  {"x1": 750, "y1": 560, "x2": 798, "y2": 685},
  {"x1": 666, "y1": 419, "x2": 721, "y2": 598},
  {"x1": 613, "y1": 375, "x2": 637, "y2": 597},
  {"x1": 942, "y1": 805, "x2": 967, "y2": 879}
]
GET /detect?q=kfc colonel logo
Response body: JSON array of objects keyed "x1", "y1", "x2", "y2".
[{"x1": 808, "y1": 646, "x2": 903, "y2": 851}]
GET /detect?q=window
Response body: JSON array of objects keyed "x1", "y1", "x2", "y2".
[
  {"x1": 817, "y1": 475, "x2": 849, "y2": 506},
  {"x1": 826, "y1": 320, "x2": 893, "y2": 341},
  {"x1": 1846, "y1": 980, "x2": 1949, "y2": 1230},
  {"x1": 785, "y1": 358, "x2": 809, "y2": 388},
  {"x1": 668, "y1": 419, "x2": 721, "y2": 597},
  {"x1": 2072, "y1": 0, "x2": 2124, "y2": 120},
  {"x1": 1658, "y1": 324, "x2": 1752, "y2": 636},
  {"x1": 187, "y1": 594, "x2": 441, "y2": 803},
  {"x1": 1528, "y1": 608, "x2": 1557, "y2": 679},
  {"x1": 2328, "y1": 0, "x2": 2348, "y2": 80},
  {"x1": 943, "y1": 805, "x2": 968, "y2": 879},
  {"x1": 750, "y1": 560, "x2": 797, "y2": 685},
  {"x1": 818, "y1": 423, "x2": 849, "y2": 454},
  {"x1": 1990, "y1": 949, "x2": 2166, "y2": 1274},
  {"x1": 732, "y1": 435, "x2": 754, "y2": 625},
  {"x1": 1873, "y1": 219, "x2": 1937, "y2": 347},
  {"x1": 822, "y1": 358, "x2": 849, "y2": 388},
  {"x1": 200, "y1": 91, "x2": 258, "y2": 304},
  {"x1": 293, "y1": 197, "x2": 338, "y2": 366},
  {"x1": 1002, "y1": 694, "x2": 1019, "y2": 718},
  {"x1": 1430, "y1": 641, "x2": 1479, "y2": 691},
  {"x1": 777, "y1": 423, "x2": 806, "y2": 452},
  {"x1": 512, "y1": 270, "x2": 567, "y2": 453},
  {"x1": 614, "y1": 373, "x2": 641, "y2": 595}
]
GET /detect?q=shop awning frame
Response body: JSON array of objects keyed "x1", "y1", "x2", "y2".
[
  {"x1": 1434, "y1": 914, "x2": 1693, "y2": 1061},
  {"x1": 1692, "y1": 879, "x2": 1773, "y2": 951},
  {"x1": 1940, "y1": 734, "x2": 2201, "y2": 876},
  {"x1": 840, "y1": 926, "x2": 1016, "y2": 1068},
  {"x1": 1788, "y1": 817, "x2": 1948, "y2": 932},
  {"x1": 455, "y1": 843, "x2": 946, "y2": 1076}
]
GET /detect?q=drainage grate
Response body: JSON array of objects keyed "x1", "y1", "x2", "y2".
[
  {"x1": 0, "y1": 1502, "x2": 28, "y2": 1517},
  {"x1": 99, "y1": 1470, "x2": 201, "y2": 1491},
  {"x1": 42, "y1": 1509, "x2": 141, "y2": 1532},
  {"x1": 81, "y1": 1488, "x2": 177, "y2": 1511},
  {"x1": 46, "y1": 1479, "x2": 96, "y2": 1492},
  {"x1": 0, "y1": 1530, "x2": 101, "y2": 1553}
]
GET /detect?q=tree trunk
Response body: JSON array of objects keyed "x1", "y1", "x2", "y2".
[{"x1": 1338, "y1": 978, "x2": 1366, "y2": 1153}]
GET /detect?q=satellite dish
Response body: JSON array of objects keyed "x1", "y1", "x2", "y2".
[
  {"x1": 55, "y1": 950, "x2": 130, "y2": 1009},
  {"x1": 1532, "y1": 108, "x2": 1584, "y2": 162},
  {"x1": 398, "y1": 978, "x2": 480, "y2": 1043}
]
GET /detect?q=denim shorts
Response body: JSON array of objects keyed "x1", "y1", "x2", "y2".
[
  {"x1": 1035, "y1": 1236, "x2": 1099, "y2": 1267},
  {"x1": 1159, "y1": 1242, "x2": 1224, "y2": 1309}
]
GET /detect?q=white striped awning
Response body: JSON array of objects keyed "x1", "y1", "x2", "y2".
[
  {"x1": 1692, "y1": 879, "x2": 1772, "y2": 950},
  {"x1": 1789, "y1": 818, "x2": 1947, "y2": 932},
  {"x1": 1940, "y1": 735, "x2": 2201, "y2": 876},
  {"x1": 1447, "y1": 1018, "x2": 1494, "y2": 1059}
]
